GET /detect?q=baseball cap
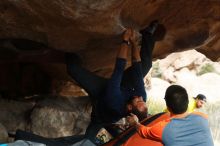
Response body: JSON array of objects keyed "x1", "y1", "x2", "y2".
[{"x1": 195, "y1": 94, "x2": 207, "y2": 102}]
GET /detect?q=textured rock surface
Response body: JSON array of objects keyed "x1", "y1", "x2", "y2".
[
  {"x1": 0, "y1": 0, "x2": 220, "y2": 64},
  {"x1": 0, "y1": 123, "x2": 8, "y2": 143},
  {"x1": 0, "y1": 96, "x2": 91, "y2": 137},
  {"x1": 31, "y1": 96, "x2": 91, "y2": 137},
  {"x1": 0, "y1": 0, "x2": 220, "y2": 97},
  {"x1": 0, "y1": 1, "x2": 219, "y2": 106},
  {"x1": 0, "y1": 99, "x2": 34, "y2": 132}
]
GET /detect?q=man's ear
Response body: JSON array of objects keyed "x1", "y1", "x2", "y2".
[{"x1": 167, "y1": 107, "x2": 172, "y2": 113}]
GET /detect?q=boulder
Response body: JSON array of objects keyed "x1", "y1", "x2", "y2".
[
  {"x1": 31, "y1": 96, "x2": 91, "y2": 137},
  {"x1": 0, "y1": 99, "x2": 34, "y2": 132},
  {"x1": 0, "y1": 123, "x2": 8, "y2": 143}
]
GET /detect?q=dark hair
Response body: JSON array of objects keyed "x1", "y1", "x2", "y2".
[
  {"x1": 164, "y1": 85, "x2": 188, "y2": 114},
  {"x1": 195, "y1": 94, "x2": 207, "y2": 102}
]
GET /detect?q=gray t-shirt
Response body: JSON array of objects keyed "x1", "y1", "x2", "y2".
[{"x1": 162, "y1": 114, "x2": 214, "y2": 146}]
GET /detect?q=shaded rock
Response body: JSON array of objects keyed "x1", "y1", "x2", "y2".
[
  {"x1": 31, "y1": 96, "x2": 91, "y2": 138},
  {"x1": 0, "y1": 99, "x2": 34, "y2": 132},
  {"x1": 0, "y1": 0, "x2": 220, "y2": 100},
  {"x1": 0, "y1": 123, "x2": 8, "y2": 143},
  {"x1": 0, "y1": 62, "x2": 51, "y2": 99},
  {"x1": 0, "y1": 96, "x2": 92, "y2": 138},
  {"x1": 0, "y1": 0, "x2": 220, "y2": 67},
  {"x1": 31, "y1": 107, "x2": 77, "y2": 137}
]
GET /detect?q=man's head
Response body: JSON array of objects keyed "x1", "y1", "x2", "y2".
[
  {"x1": 126, "y1": 96, "x2": 148, "y2": 121},
  {"x1": 164, "y1": 85, "x2": 188, "y2": 114},
  {"x1": 194, "y1": 94, "x2": 207, "y2": 108}
]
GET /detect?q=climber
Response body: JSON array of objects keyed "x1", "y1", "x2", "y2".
[
  {"x1": 127, "y1": 85, "x2": 214, "y2": 146},
  {"x1": 65, "y1": 28, "x2": 144, "y2": 145},
  {"x1": 65, "y1": 21, "x2": 166, "y2": 145},
  {"x1": 188, "y1": 94, "x2": 207, "y2": 112},
  {"x1": 164, "y1": 93, "x2": 207, "y2": 113},
  {"x1": 12, "y1": 21, "x2": 166, "y2": 146}
]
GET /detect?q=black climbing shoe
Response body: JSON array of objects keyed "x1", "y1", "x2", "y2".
[
  {"x1": 153, "y1": 23, "x2": 166, "y2": 41},
  {"x1": 140, "y1": 20, "x2": 159, "y2": 35},
  {"x1": 140, "y1": 20, "x2": 166, "y2": 41}
]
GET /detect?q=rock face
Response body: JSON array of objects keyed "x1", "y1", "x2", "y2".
[
  {"x1": 0, "y1": 99, "x2": 34, "y2": 132},
  {"x1": 31, "y1": 96, "x2": 91, "y2": 137},
  {"x1": 0, "y1": 96, "x2": 91, "y2": 138},
  {"x1": 0, "y1": 0, "x2": 220, "y2": 63},
  {"x1": 0, "y1": 123, "x2": 8, "y2": 143},
  {"x1": 0, "y1": 0, "x2": 220, "y2": 98}
]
